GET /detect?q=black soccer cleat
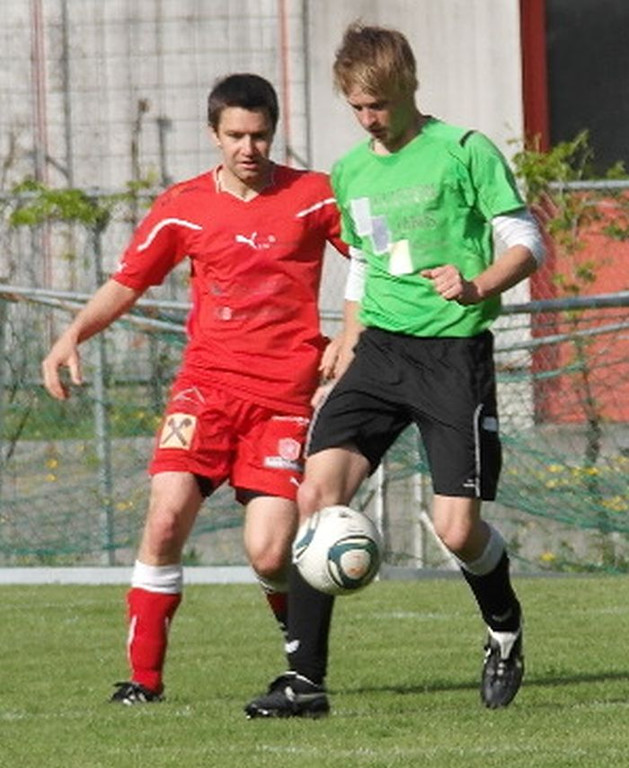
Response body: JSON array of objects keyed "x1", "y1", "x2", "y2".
[
  {"x1": 244, "y1": 672, "x2": 329, "y2": 719},
  {"x1": 110, "y1": 681, "x2": 164, "y2": 705},
  {"x1": 481, "y1": 628, "x2": 524, "y2": 708}
]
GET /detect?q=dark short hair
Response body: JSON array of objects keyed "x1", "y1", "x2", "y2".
[{"x1": 207, "y1": 73, "x2": 279, "y2": 132}]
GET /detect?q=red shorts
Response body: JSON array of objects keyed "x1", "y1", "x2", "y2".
[{"x1": 149, "y1": 375, "x2": 310, "y2": 502}]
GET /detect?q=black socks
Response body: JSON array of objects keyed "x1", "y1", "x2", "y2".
[
  {"x1": 285, "y1": 565, "x2": 335, "y2": 685},
  {"x1": 461, "y1": 551, "x2": 521, "y2": 632}
]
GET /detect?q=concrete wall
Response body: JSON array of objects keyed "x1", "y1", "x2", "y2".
[
  {"x1": 0, "y1": 0, "x2": 525, "y2": 313},
  {"x1": 1, "y1": 0, "x2": 524, "y2": 185},
  {"x1": 307, "y1": 0, "x2": 524, "y2": 172}
]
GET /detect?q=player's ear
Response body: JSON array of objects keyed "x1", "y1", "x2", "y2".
[{"x1": 208, "y1": 125, "x2": 221, "y2": 148}]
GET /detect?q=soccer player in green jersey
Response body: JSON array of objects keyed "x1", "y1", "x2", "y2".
[{"x1": 245, "y1": 23, "x2": 546, "y2": 718}]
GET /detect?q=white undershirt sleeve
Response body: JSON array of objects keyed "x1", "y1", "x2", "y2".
[
  {"x1": 344, "y1": 246, "x2": 367, "y2": 301},
  {"x1": 492, "y1": 209, "x2": 546, "y2": 266}
]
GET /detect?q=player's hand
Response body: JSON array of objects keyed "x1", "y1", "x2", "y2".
[
  {"x1": 42, "y1": 338, "x2": 83, "y2": 400},
  {"x1": 312, "y1": 335, "x2": 358, "y2": 408},
  {"x1": 420, "y1": 265, "x2": 481, "y2": 305},
  {"x1": 319, "y1": 335, "x2": 342, "y2": 380}
]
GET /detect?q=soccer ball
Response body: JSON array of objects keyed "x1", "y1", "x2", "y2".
[{"x1": 293, "y1": 505, "x2": 383, "y2": 596}]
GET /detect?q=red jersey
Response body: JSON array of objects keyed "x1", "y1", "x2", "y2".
[{"x1": 113, "y1": 164, "x2": 347, "y2": 415}]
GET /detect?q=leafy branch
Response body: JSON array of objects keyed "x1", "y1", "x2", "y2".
[
  {"x1": 8, "y1": 176, "x2": 157, "y2": 232},
  {"x1": 512, "y1": 131, "x2": 629, "y2": 565}
]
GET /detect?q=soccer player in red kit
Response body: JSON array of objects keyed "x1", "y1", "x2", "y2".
[{"x1": 42, "y1": 73, "x2": 347, "y2": 704}]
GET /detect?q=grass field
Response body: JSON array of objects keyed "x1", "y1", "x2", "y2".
[{"x1": 2, "y1": 576, "x2": 629, "y2": 767}]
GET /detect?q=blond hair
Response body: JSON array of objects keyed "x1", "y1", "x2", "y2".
[{"x1": 333, "y1": 23, "x2": 418, "y2": 98}]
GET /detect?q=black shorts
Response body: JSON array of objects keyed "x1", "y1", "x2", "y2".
[{"x1": 307, "y1": 327, "x2": 502, "y2": 500}]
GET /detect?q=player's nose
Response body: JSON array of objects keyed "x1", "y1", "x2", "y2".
[
  {"x1": 360, "y1": 110, "x2": 379, "y2": 129},
  {"x1": 241, "y1": 135, "x2": 256, "y2": 154}
]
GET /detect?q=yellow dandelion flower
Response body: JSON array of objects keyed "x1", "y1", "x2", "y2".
[{"x1": 602, "y1": 496, "x2": 629, "y2": 512}]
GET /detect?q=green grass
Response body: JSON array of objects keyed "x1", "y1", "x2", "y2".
[
  {"x1": 4, "y1": 384, "x2": 163, "y2": 440},
  {"x1": 2, "y1": 576, "x2": 629, "y2": 767}
]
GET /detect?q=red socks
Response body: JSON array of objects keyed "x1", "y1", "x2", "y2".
[
  {"x1": 126, "y1": 587, "x2": 182, "y2": 693},
  {"x1": 264, "y1": 590, "x2": 288, "y2": 636}
]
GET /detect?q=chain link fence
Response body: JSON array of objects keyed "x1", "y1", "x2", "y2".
[
  {"x1": 1, "y1": 188, "x2": 629, "y2": 573},
  {"x1": 0, "y1": 187, "x2": 346, "y2": 567}
]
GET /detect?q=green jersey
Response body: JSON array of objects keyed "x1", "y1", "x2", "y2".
[{"x1": 331, "y1": 118, "x2": 525, "y2": 337}]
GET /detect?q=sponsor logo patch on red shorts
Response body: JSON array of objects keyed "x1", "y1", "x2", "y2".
[{"x1": 158, "y1": 413, "x2": 197, "y2": 450}]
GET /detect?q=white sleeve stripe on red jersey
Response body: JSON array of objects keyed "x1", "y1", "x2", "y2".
[
  {"x1": 295, "y1": 197, "x2": 337, "y2": 219},
  {"x1": 137, "y1": 218, "x2": 203, "y2": 252}
]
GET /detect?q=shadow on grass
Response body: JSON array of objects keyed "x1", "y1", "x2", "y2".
[{"x1": 340, "y1": 669, "x2": 629, "y2": 697}]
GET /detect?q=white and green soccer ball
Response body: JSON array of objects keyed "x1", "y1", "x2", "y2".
[{"x1": 293, "y1": 505, "x2": 383, "y2": 596}]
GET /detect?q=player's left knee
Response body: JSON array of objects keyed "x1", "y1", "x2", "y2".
[
  {"x1": 248, "y1": 546, "x2": 288, "y2": 580},
  {"x1": 252, "y1": 560, "x2": 287, "y2": 583},
  {"x1": 433, "y1": 514, "x2": 479, "y2": 555},
  {"x1": 437, "y1": 526, "x2": 474, "y2": 556},
  {"x1": 433, "y1": 496, "x2": 483, "y2": 554},
  {"x1": 145, "y1": 515, "x2": 185, "y2": 554}
]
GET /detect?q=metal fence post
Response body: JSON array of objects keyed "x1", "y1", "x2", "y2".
[
  {"x1": 91, "y1": 225, "x2": 115, "y2": 564},
  {"x1": 0, "y1": 295, "x2": 6, "y2": 512}
]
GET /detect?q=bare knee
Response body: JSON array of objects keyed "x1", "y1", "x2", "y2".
[
  {"x1": 432, "y1": 496, "x2": 487, "y2": 560},
  {"x1": 139, "y1": 475, "x2": 202, "y2": 563},
  {"x1": 434, "y1": 517, "x2": 475, "y2": 556},
  {"x1": 141, "y1": 509, "x2": 185, "y2": 560},
  {"x1": 243, "y1": 496, "x2": 295, "y2": 582},
  {"x1": 248, "y1": 542, "x2": 288, "y2": 581}
]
